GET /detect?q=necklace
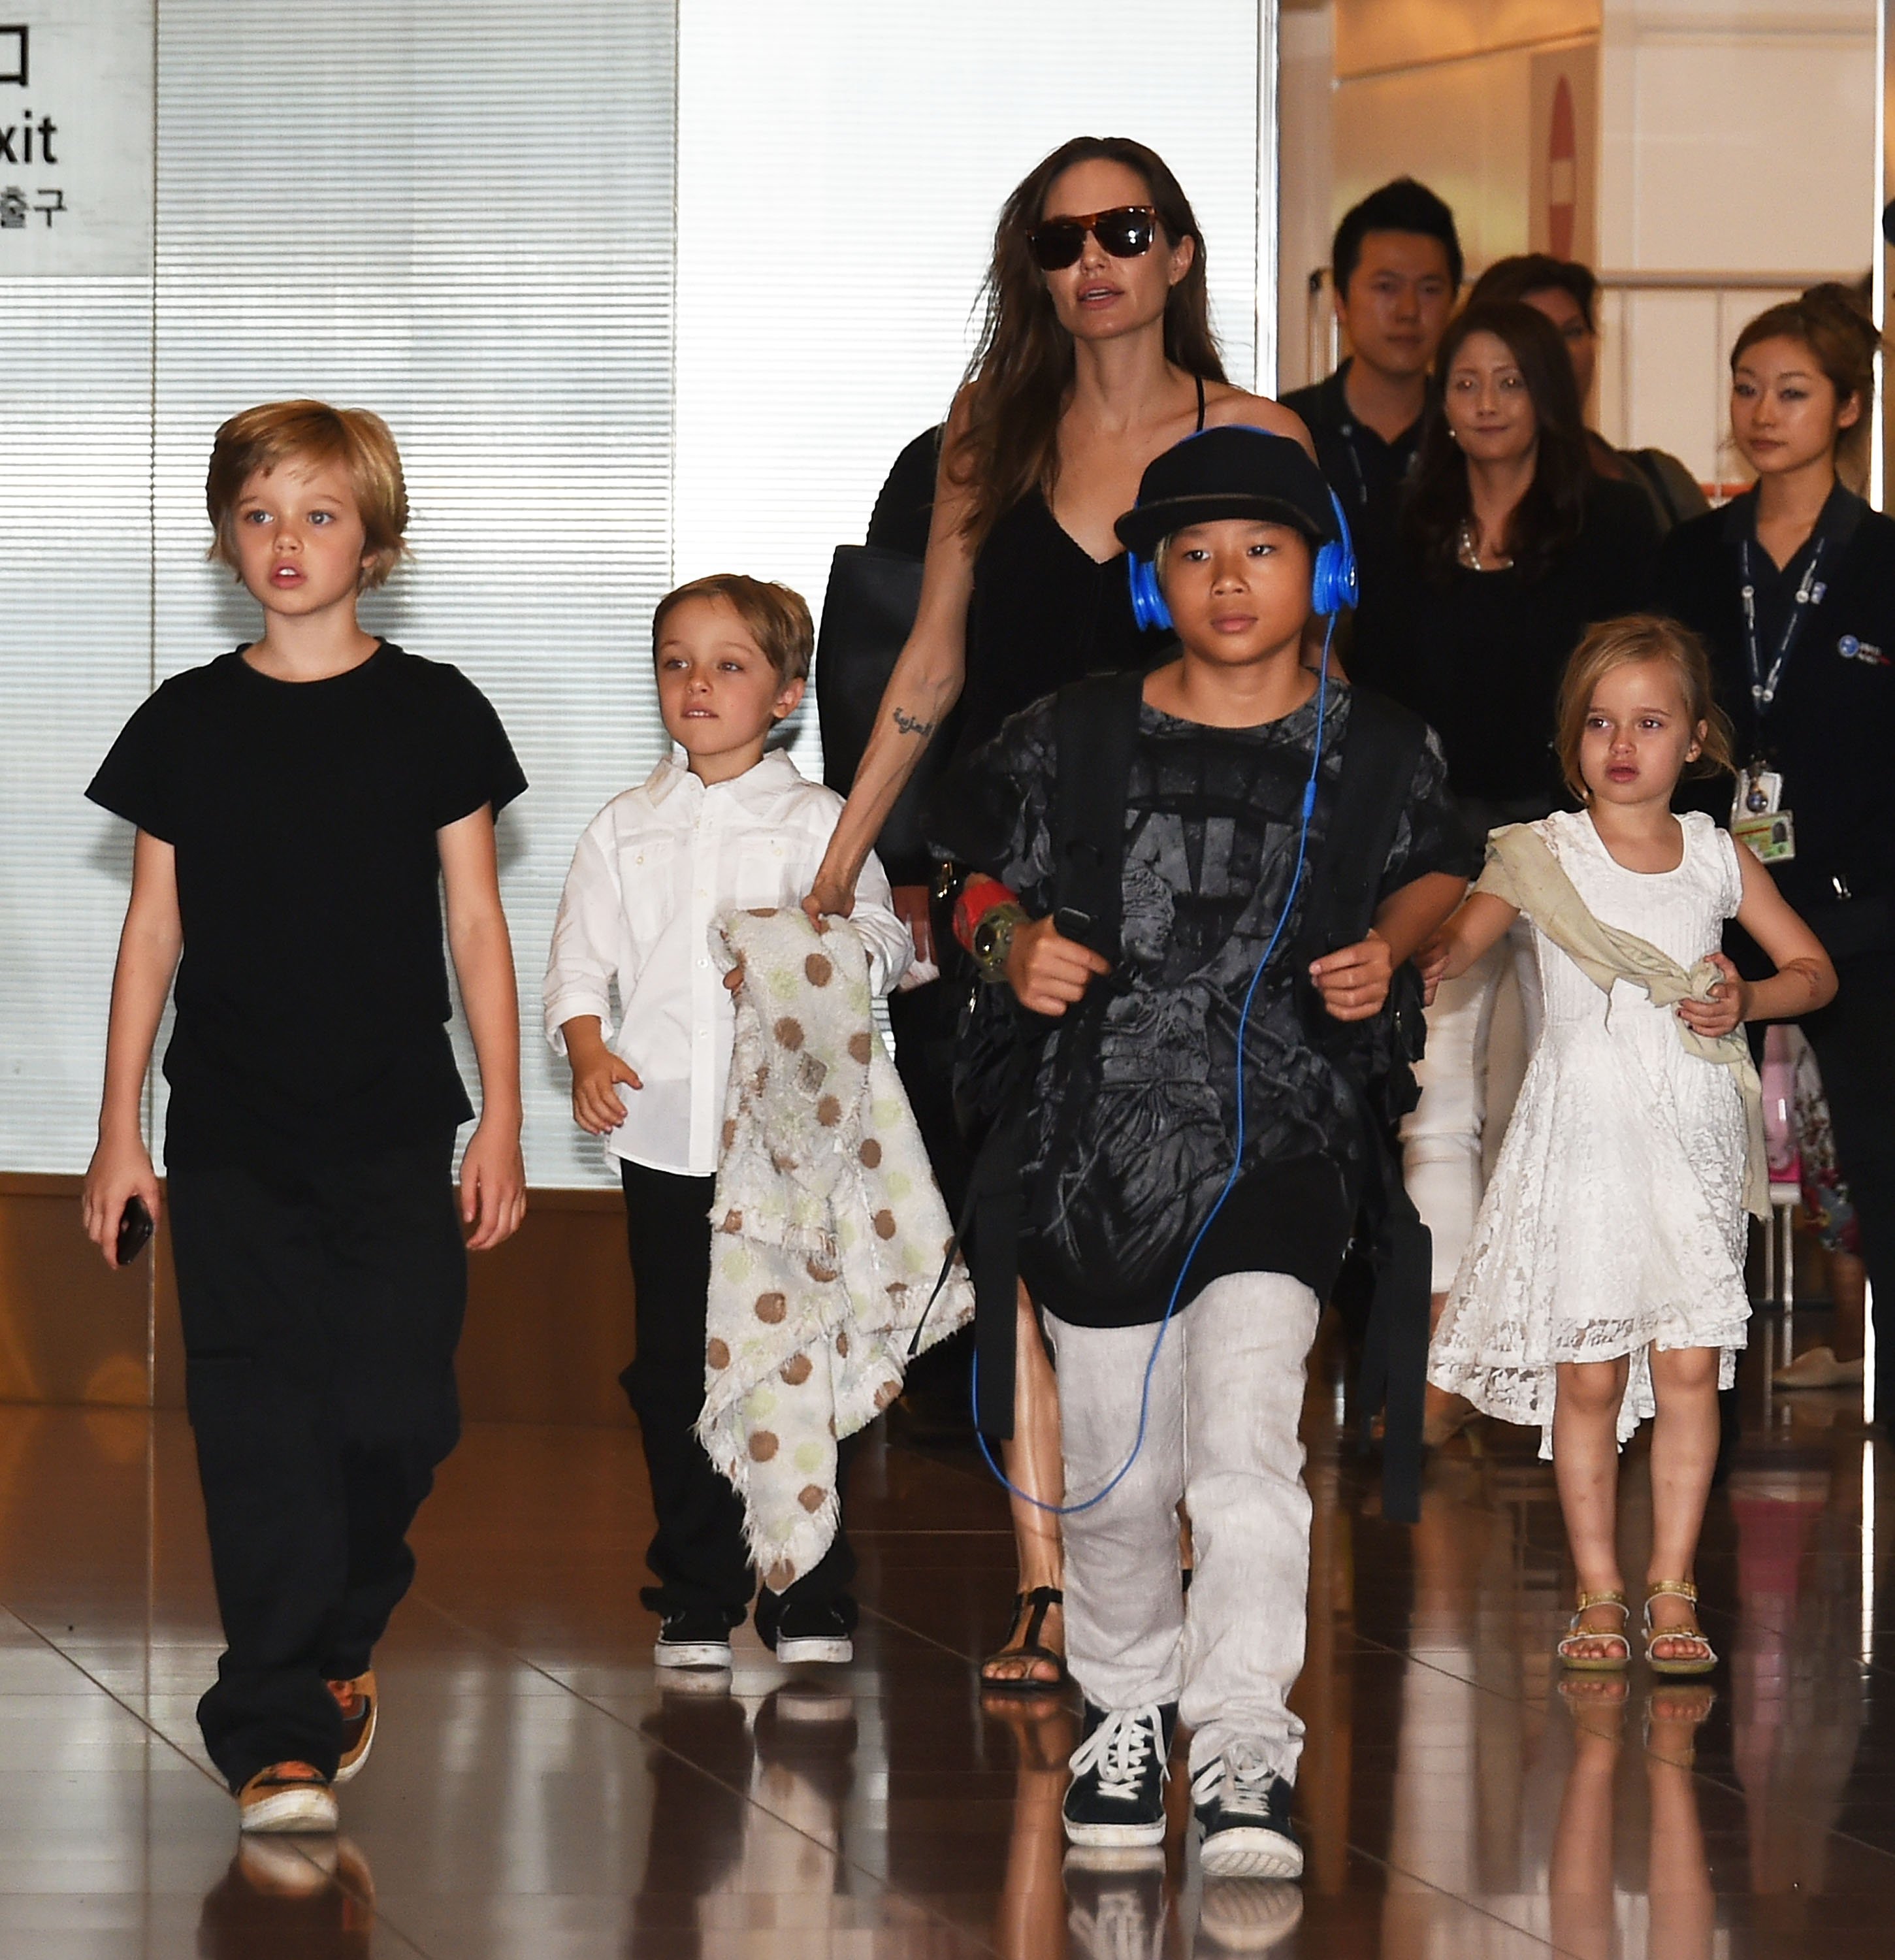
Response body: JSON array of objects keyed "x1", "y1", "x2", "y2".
[{"x1": 1457, "y1": 518, "x2": 1511, "y2": 572}]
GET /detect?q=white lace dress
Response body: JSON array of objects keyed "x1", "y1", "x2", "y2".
[{"x1": 1428, "y1": 809, "x2": 1752, "y2": 1456}]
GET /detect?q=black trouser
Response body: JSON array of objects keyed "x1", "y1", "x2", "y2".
[
  {"x1": 1804, "y1": 955, "x2": 1895, "y2": 1419},
  {"x1": 619, "y1": 1162, "x2": 858, "y2": 1629},
  {"x1": 167, "y1": 1135, "x2": 465, "y2": 1792}
]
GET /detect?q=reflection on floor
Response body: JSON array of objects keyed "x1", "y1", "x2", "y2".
[{"x1": 0, "y1": 1308, "x2": 1888, "y2": 1957}]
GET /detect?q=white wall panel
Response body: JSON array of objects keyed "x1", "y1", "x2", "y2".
[
  {"x1": 673, "y1": 0, "x2": 1267, "y2": 779},
  {"x1": 0, "y1": 279, "x2": 152, "y2": 1170},
  {"x1": 4, "y1": 1, "x2": 1282, "y2": 1185}
]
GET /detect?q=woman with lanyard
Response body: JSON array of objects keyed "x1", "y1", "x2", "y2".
[
  {"x1": 804, "y1": 135, "x2": 1307, "y2": 1692},
  {"x1": 1349, "y1": 299, "x2": 1658, "y2": 1443},
  {"x1": 1656, "y1": 285, "x2": 1895, "y2": 1426}
]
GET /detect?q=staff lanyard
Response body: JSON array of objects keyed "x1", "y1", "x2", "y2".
[{"x1": 1739, "y1": 536, "x2": 1828, "y2": 717}]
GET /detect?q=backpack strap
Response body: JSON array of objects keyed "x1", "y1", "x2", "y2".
[
  {"x1": 1294, "y1": 687, "x2": 1434, "y2": 1525},
  {"x1": 1295, "y1": 687, "x2": 1428, "y2": 969},
  {"x1": 967, "y1": 669, "x2": 1144, "y2": 1437},
  {"x1": 1052, "y1": 670, "x2": 1146, "y2": 955}
]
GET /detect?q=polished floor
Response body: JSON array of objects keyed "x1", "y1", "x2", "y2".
[{"x1": 0, "y1": 1306, "x2": 1888, "y2": 1957}]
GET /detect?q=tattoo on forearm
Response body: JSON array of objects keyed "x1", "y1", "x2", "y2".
[{"x1": 892, "y1": 706, "x2": 937, "y2": 739}]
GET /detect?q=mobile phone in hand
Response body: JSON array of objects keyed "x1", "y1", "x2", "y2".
[{"x1": 115, "y1": 1196, "x2": 155, "y2": 1266}]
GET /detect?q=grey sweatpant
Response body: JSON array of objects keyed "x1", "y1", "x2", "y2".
[{"x1": 1045, "y1": 1272, "x2": 1321, "y2": 1780}]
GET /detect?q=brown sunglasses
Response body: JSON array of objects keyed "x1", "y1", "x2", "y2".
[{"x1": 1026, "y1": 204, "x2": 1158, "y2": 271}]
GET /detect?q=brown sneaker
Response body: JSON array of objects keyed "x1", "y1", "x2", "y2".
[
  {"x1": 237, "y1": 1761, "x2": 339, "y2": 1835},
  {"x1": 328, "y1": 1671, "x2": 377, "y2": 1785}
]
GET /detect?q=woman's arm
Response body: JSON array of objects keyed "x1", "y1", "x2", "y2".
[
  {"x1": 1679, "y1": 846, "x2": 1837, "y2": 1034},
  {"x1": 440, "y1": 806, "x2": 526, "y2": 1250},
  {"x1": 80, "y1": 830, "x2": 182, "y2": 1265},
  {"x1": 807, "y1": 394, "x2": 982, "y2": 919}
]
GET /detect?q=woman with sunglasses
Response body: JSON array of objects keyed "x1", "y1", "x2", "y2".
[{"x1": 806, "y1": 136, "x2": 1307, "y2": 1694}]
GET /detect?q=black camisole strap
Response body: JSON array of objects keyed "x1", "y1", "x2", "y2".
[{"x1": 1194, "y1": 372, "x2": 1206, "y2": 431}]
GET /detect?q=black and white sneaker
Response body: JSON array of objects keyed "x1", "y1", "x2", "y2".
[
  {"x1": 1061, "y1": 1701, "x2": 1176, "y2": 1855},
  {"x1": 653, "y1": 1607, "x2": 735, "y2": 1670},
  {"x1": 760, "y1": 1595, "x2": 856, "y2": 1667},
  {"x1": 1191, "y1": 1753, "x2": 1303, "y2": 1880}
]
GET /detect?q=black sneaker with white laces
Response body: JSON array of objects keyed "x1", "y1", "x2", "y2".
[
  {"x1": 653, "y1": 1607, "x2": 736, "y2": 1670},
  {"x1": 1061, "y1": 1701, "x2": 1177, "y2": 1855},
  {"x1": 1190, "y1": 1752, "x2": 1303, "y2": 1880}
]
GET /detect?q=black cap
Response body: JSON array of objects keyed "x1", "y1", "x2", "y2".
[{"x1": 1114, "y1": 425, "x2": 1338, "y2": 558}]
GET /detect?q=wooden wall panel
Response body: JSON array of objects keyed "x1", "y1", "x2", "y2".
[
  {"x1": 3, "y1": 1179, "x2": 636, "y2": 1428},
  {"x1": 0, "y1": 1174, "x2": 150, "y2": 1407}
]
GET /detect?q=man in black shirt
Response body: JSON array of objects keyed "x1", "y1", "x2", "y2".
[
  {"x1": 1281, "y1": 178, "x2": 1461, "y2": 570},
  {"x1": 82, "y1": 401, "x2": 528, "y2": 1835}
]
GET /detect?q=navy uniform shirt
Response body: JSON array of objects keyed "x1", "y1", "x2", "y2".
[{"x1": 1657, "y1": 484, "x2": 1895, "y2": 947}]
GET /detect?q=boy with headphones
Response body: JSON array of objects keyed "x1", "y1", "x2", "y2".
[{"x1": 933, "y1": 428, "x2": 1476, "y2": 1879}]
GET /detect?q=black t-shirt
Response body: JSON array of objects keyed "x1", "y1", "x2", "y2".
[
  {"x1": 931, "y1": 685, "x2": 1480, "y2": 1326},
  {"x1": 1657, "y1": 485, "x2": 1895, "y2": 933},
  {"x1": 1280, "y1": 361, "x2": 1425, "y2": 538},
  {"x1": 1349, "y1": 476, "x2": 1659, "y2": 808},
  {"x1": 87, "y1": 642, "x2": 527, "y2": 1168}
]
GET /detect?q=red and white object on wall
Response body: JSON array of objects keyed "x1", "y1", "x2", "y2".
[{"x1": 1529, "y1": 42, "x2": 1596, "y2": 267}]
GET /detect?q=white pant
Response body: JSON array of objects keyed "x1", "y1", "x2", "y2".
[
  {"x1": 1045, "y1": 1273, "x2": 1321, "y2": 1780},
  {"x1": 1401, "y1": 917, "x2": 1543, "y2": 1293}
]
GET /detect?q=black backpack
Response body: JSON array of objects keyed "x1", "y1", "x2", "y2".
[{"x1": 960, "y1": 671, "x2": 1436, "y2": 1522}]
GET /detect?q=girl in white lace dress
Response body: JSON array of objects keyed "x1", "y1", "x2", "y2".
[{"x1": 1425, "y1": 617, "x2": 1835, "y2": 1676}]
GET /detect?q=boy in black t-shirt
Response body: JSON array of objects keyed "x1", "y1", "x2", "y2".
[
  {"x1": 82, "y1": 400, "x2": 528, "y2": 1836},
  {"x1": 933, "y1": 429, "x2": 1476, "y2": 1881}
]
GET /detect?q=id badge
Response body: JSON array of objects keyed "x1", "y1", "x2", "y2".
[{"x1": 1734, "y1": 809, "x2": 1796, "y2": 864}]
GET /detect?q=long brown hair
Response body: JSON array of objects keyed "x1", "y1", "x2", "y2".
[
  {"x1": 1403, "y1": 300, "x2": 1589, "y2": 584},
  {"x1": 947, "y1": 137, "x2": 1226, "y2": 547},
  {"x1": 1731, "y1": 282, "x2": 1882, "y2": 475}
]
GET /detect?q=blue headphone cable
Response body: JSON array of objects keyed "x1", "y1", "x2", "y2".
[{"x1": 971, "y1": 617, "x2": 1336, "y2": 1515}]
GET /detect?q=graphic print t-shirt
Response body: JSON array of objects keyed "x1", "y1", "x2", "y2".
[
  {"x1": 934, "y1": 685, "x2": 1479, "y2": 1326},
  {"x1": 87, "y1": 642, "x2": 526, "y2": 1168}
]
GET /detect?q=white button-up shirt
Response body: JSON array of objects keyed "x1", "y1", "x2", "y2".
[{"x1": 543, "y1": 750, "x2": 911, "y2": 1175}]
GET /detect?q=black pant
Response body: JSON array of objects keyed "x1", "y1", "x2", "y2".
[
  {"x1": 1804, "y1": 956, "x2": 1895, "y2": 1418},
  {"x1": 619, "y1": 1161, "x2": 856, "y2": 1628},
  {"x1": 167, "y1": 1135, "x2": 465, "y2": 1791}
]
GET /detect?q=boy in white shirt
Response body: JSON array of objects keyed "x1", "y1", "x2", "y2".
[{"x1": 545, "y1": 574, "x2": 911, "y2": 1669}]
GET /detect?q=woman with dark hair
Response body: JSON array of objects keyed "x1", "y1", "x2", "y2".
[
  {"x1": 805, "y1": 135, "x2": 1307, "y2": 1690},
  {"x1": 1468, "y1": 253, "x2": 1708, "y2": 534},
  {"x1": 1353, "y1": 299, "x2": 1658, "y2": 1439},
  {"x1": 1657, "y1": 285, "x2": 1895, "y2": 1426}
]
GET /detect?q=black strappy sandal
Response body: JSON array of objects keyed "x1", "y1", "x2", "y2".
[{"x1": 979, "y1": 1586, "x2": 1069, "y2": 1694}]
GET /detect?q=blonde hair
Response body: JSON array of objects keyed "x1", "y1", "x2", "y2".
[
  {"x1": 206, "y1": 400, "x2": 410, "y2": 589},
  {"x1": 651, "y1": 574, "x2": 814, "y2": 684},
  {"x1": 1555, "y1": 614, "x2": 1734, "y2": 804}
]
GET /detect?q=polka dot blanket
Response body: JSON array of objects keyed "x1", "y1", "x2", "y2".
[{"x1": 696, "y1": 906, "x2": 974, "y2": 1591}]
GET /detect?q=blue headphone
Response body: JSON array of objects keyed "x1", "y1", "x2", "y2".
[{"x1": 1127, "y1": 486, "x2": 1359, "y2": 631}]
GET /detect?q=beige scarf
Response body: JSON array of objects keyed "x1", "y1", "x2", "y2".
[
  {"x1": 1479, "y1": 824, "x2": 1770, "y2": 1219},
  {"x1": 697, "y1": 907, "x2": 974, "y2": 1590}
]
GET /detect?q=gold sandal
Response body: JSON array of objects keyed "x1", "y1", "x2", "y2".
[
  {"x1": 1643, "y1": 1580, "x2": 1717, "y2": 1676},
  {"x1": 1557, "y1": 1590, "x2": 1630, "y2": 1672}
]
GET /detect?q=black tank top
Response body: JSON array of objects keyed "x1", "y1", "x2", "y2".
[{"x1": 956, "y1": 375, "x2": 1206, "y2": 759}]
